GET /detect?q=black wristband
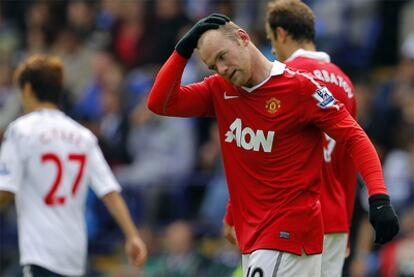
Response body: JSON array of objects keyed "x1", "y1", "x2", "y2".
[{"x1": 369, "y1": 194, "x2": 390, "y2": 206}]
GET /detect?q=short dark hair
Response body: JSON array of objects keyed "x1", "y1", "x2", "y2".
[
  {"x1": 266, "y1": 0, "x2": 315, "y2": 43},
  {"x1": 220, "y1": 21, "x2": 242, "y2": 41},
  {"x1": 197, "y1": 21, "x2": 242, "y2": 49},
  {"x1": 14, "y1": 54, "x2": 64, "y2": 104}
]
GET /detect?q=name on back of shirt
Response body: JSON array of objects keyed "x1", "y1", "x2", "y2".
[
  {"x1": 39, "y1": 129, "x2": 83, "y2": 147},
  {"x1": 312, "y1": 69, "x2": 353, "y2": 98}
]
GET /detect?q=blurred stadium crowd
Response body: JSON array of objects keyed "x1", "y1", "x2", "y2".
[{"x1": 0, "y1": 0, "x2": 413, "y2": 276}]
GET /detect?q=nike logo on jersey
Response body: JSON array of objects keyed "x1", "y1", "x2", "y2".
[
  {"x1": 224, "y1": 91, "x2": 239, "y2": 100},
  {"x1": 376, "y1": 205, "x2": 384, "y2": 210}
]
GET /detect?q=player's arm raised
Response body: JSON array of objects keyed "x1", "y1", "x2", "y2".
[{"x1": 147, "y1": 14, "x2": 229, "y2": 117}]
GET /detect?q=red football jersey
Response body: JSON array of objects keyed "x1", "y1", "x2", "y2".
[
  {"x1": 286, "y1": 49, "x2": 358, "y2": 233},
  {"x1": 148, "y1": 51, "x2": 387, "y2": 255}
]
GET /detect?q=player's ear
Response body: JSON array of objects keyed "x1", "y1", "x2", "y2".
[
  {"x1": 276, "y1": 27, "x2": 288, "y2": 43},
  {"x1": 22, "y1": 83, "x2": 32, "y2": 98},
  {"x1": 21, "y1": 83, "x2": 39, "y2": 104},
  {"x1": 237, "y1": 29, "x2": 250, "y2": 46}
]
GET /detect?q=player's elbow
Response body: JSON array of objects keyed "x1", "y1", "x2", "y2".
[{"x1": 146, "y1": 94, "x2": 164, "y2": 115}]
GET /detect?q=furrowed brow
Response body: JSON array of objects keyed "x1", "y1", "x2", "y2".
[{"x1": 207, "y1": 51, "x2": 225, "y2": 71}]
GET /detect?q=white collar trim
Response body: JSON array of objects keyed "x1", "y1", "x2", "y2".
[
  {"x1": 286, "y1": 48, "x2": 331, "y2": 63},
  {"x1": 242, "y1": 60, "x2": 286, "y2": 93}
]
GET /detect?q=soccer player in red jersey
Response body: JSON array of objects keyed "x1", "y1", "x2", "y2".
[
  {"x1": 147, "y1": 14, "x2": 399, "y2": 276},
  {"x1": 259, "y1": 0, "x2": 356, "y2": 275}
]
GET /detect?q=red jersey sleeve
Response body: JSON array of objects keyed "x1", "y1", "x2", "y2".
[
  {"x1": 323, "y1": 115, "x2": 387, "y2": 196},
  {"x1": 147, "y1": 51, "x2": 215, "y2": 117},
  {"x1": 298, "y1": 74, "x2": 387, "y2": 197}
]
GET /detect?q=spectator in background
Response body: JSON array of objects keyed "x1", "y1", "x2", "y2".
[
  {"x1": 197, "y1": 122, "x2": 229, "y2": 233},
  {"x1": 152, "y1": 0, "x2": 192, "y2": 64},
  {"x1": 350, "y1": 34, "x2": 414, "y2": 276},
  {"x1": 24, "y1": 1, "x2": 54, "y2": 31},
  {"x1": 92, "y1": 0, "x2": 120, "y2": 49},
  {"x1": 369, "y1": 32, "x2": 414, "y2": 157},
  {"x1": 72, "y1": 50, "x2": 129, "y2": 165},
  {"x1": 73, "y1": 51, "x2": 120, "y2": 121},
  {"x1": 0, "y1": 6, "x2": 20, "y2": 58},
  {"x1": 0, "y1": 60, "x2": 21, "y2": 136},
  {"x1": 23, "y1": 1, "x2": 64, "y2": 48},
  {"x1": 115, "y1": 95, "x2": 195, "y2": 224},
  {"x1": 66, "y1": 0, "x2": 96, "y2": 44},
  {"x1": 213, "y1": 0, "x2": 236, "y2": 20},
  {"x1": 110, "y1": 0, "x2": 154, "y2": 69},
  {"x1": 142, "y1": 221, "x2": 210, "y2": 276},
  {"x1": 19, "y1": 27, "x2": 49, "y2": 59},
  {"x1": 96, "y1": 0, "x2": 121, "y2": 31},
  {"x1": 309, "y1": 0, "x2": 380, "y2": 71},
  {"x1": 379, "y1": 206, "x2": 414, "y2": 277},
  {"x1": 353, "y1": 76, "x2": 375, "y2": 134},
  {"x1": 52, "y1": 27, "x2": 95, "y2": 109},
  {"x1": 399, "y1": 0, "x2": 414, "y2": 49},
  {"x1": 379, "y1": 140, "x2": 414, "y2": 277}
]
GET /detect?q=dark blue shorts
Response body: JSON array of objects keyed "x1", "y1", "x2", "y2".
[{"x1": 22, "y1": 264, "x2": 68, "y2": 277}]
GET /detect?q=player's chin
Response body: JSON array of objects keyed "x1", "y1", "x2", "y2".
[{"x1": 229, "y1": 74, "x2": 243, "y2": 86}]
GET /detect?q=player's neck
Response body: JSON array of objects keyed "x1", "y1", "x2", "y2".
[
  {"x1": 285, "y1": 41, "x2": 316, "y2": 60},
  {"x1": 30, "y1": 102, "x2": 59, "y2": 113},
  {"x1": 247, "y1": 48, "x2": 273, "y2": 87},
  {"x1": 296, "y1": 41, "x2": 316, "y2": 52}
]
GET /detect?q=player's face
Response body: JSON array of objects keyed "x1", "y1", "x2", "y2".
[
  {"x1": 198, "y1": 29, "x2": 251, "y2": 86},
  {"x1": 266, "y1": 24, "x2": 286, "y2": 62}
]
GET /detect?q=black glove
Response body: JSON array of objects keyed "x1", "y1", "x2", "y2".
[
  {"x1": 175, "y1": 13, "x2": 230, "y2": 59},
  {"x1": 369, "y1": 194, "x2": 399, "y2": 245}
]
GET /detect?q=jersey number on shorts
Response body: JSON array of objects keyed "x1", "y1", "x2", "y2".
[
  {"x1": 41, "y1": 153, "x2": 86, "y2": 205},
  {"x1": 246, "y1": 266, "x2": 264, "y2": 277}
]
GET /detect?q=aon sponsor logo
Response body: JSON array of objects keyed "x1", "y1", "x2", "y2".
[{"x1": 225, "y1": 118, "x2": 275, "y2": 153}]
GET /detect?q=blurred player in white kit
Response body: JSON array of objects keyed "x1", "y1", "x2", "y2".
[{"x1": 0, "y1": 55, "x2": 147, "y2": 277}]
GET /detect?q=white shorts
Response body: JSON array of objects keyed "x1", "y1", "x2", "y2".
[
  {"x1": 242, "y1": 249, "x2": 322, "y2": 277},
  {"x1": 322, "y1": 233, "x2": 348, "y2": 277}
]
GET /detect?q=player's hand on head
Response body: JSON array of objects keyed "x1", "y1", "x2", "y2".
[
  {"x1": 368, "y1": 194, "x2": 400, "y2": 245},
  {"x1": 175, "y1": 13, "x2": 230, "y2": 59},
  {"x1": 125, "y1": 235, "x2": 148, "y2": 267}
]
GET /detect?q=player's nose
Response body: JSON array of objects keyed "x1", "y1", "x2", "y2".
[{"x1": 216, "y1": 62, "x2": 228, "y2": 76}]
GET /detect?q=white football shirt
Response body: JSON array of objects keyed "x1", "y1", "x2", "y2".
[{"x1": 0, "y1": 109, "x2": 121, "y2": 276}]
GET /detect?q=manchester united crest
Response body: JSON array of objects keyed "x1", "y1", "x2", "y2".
[{"x1": 265, "y1": 97, "x2": 281, "y2": 114}]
